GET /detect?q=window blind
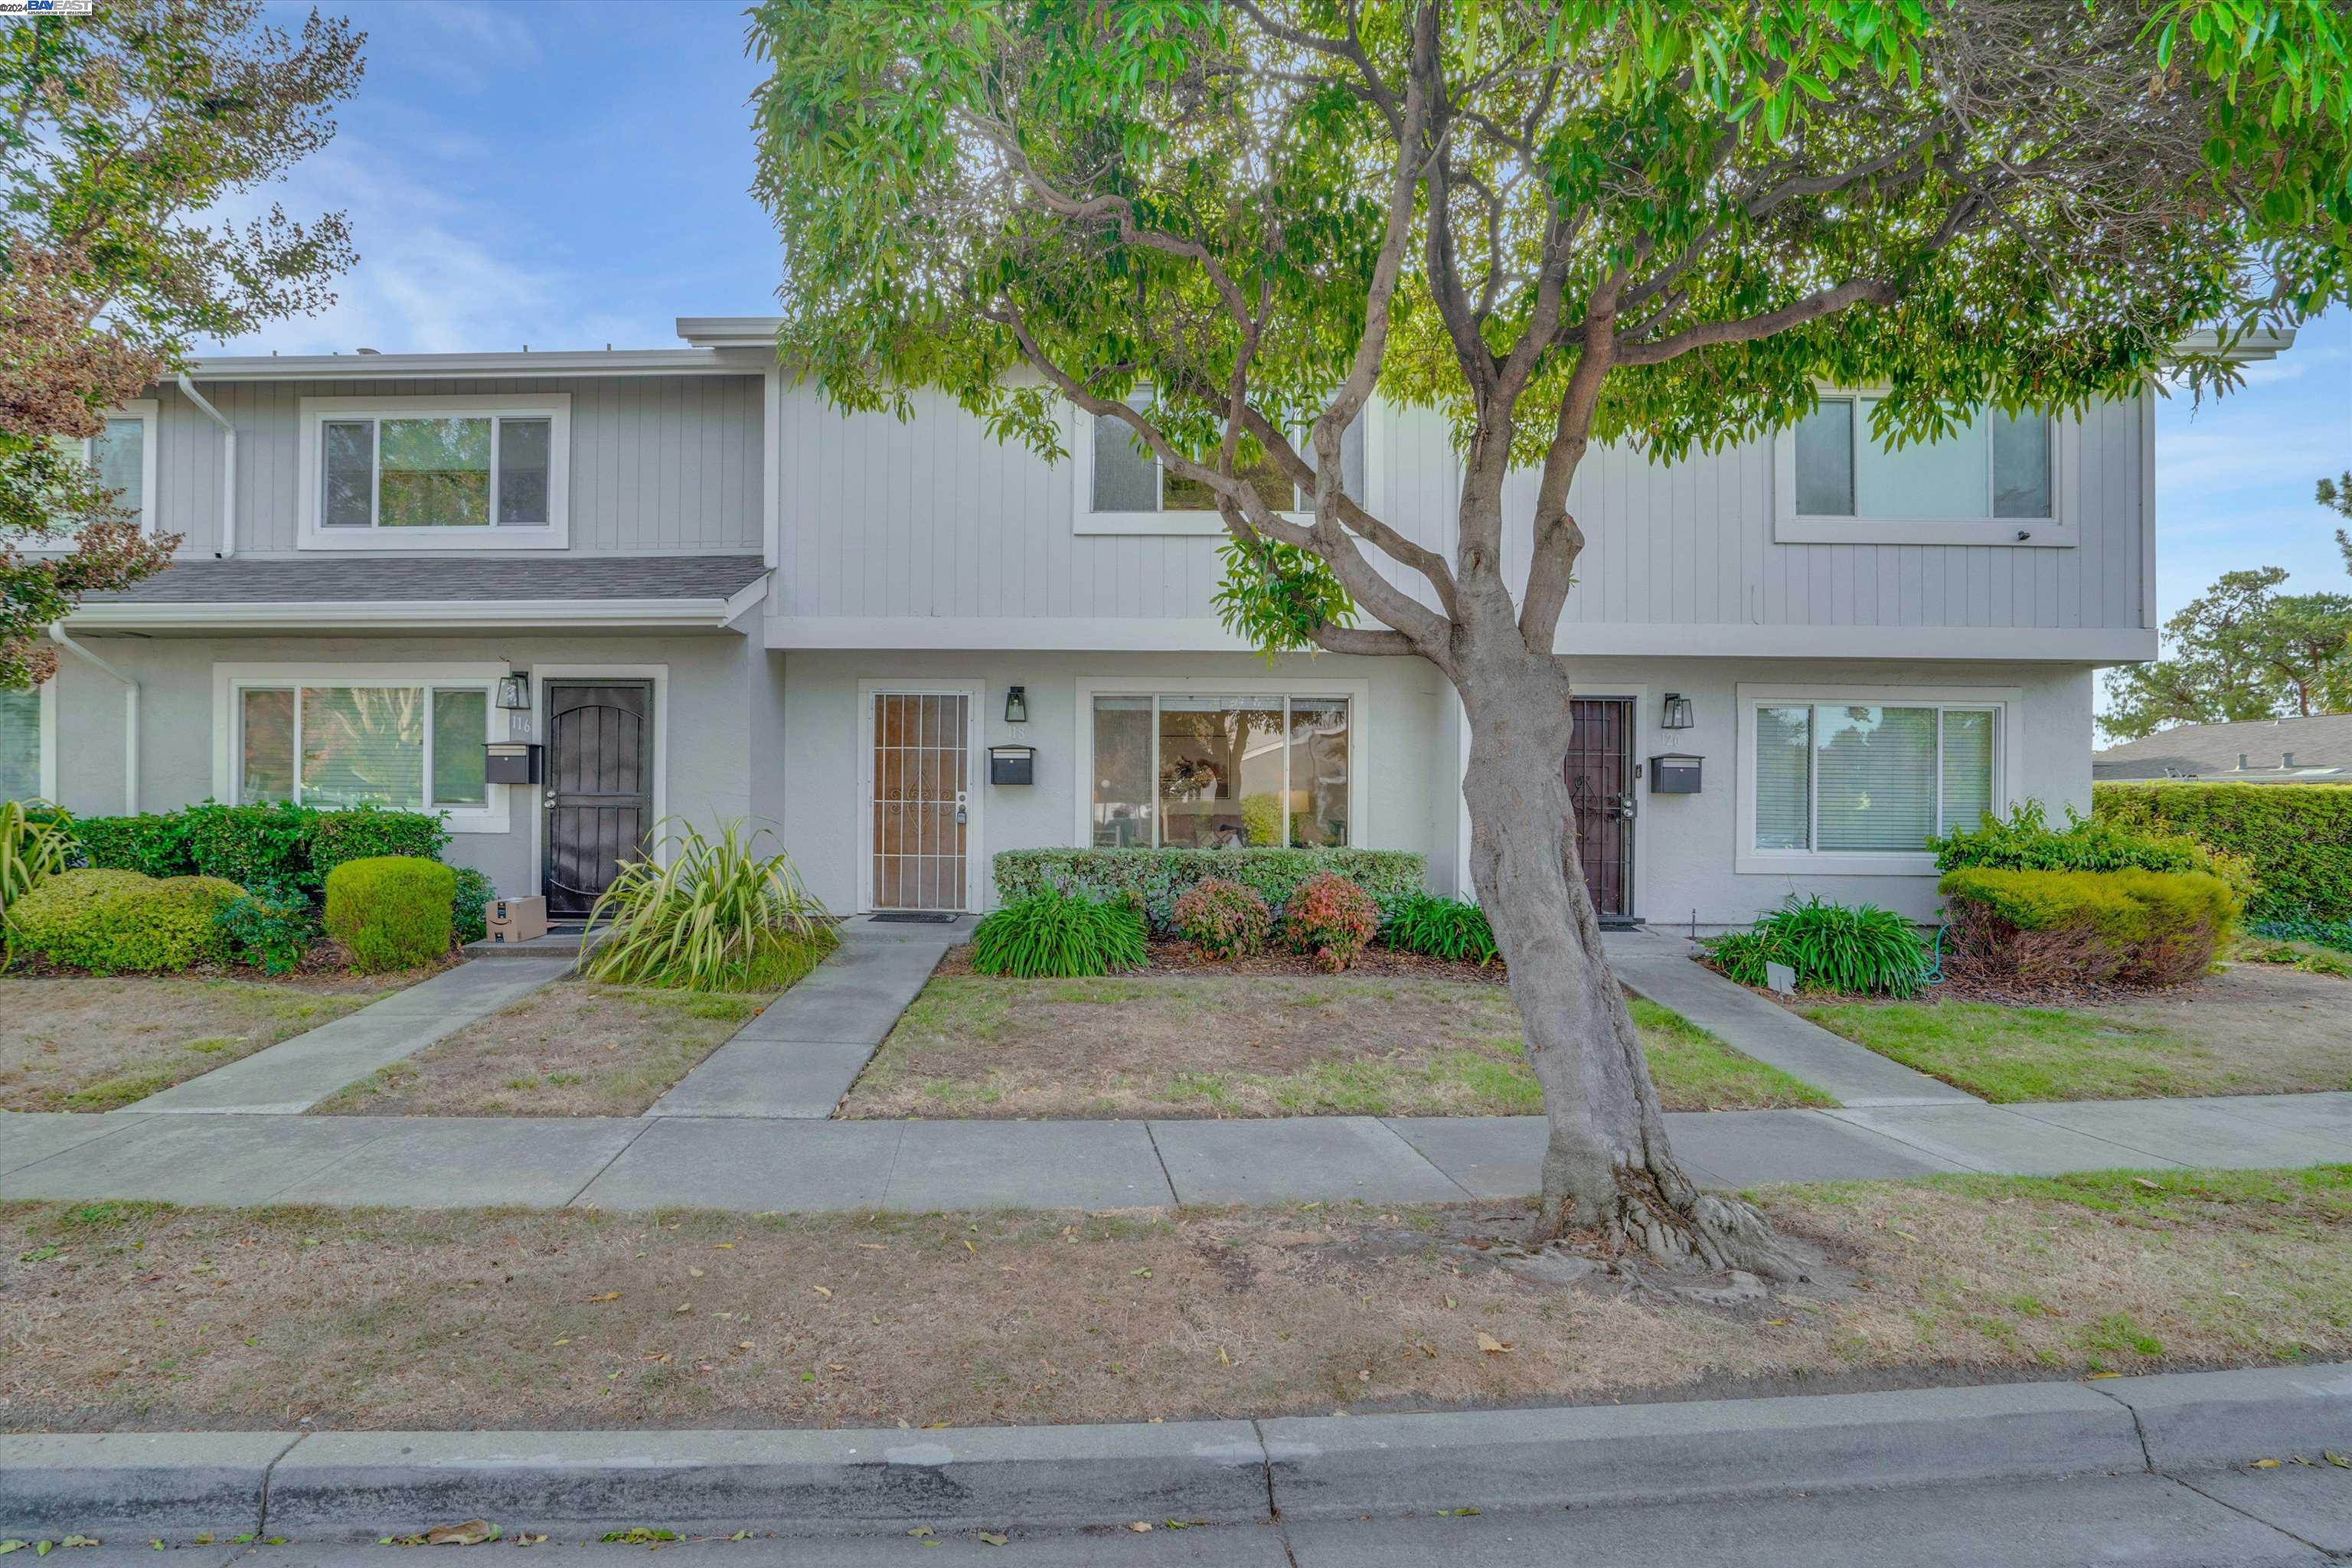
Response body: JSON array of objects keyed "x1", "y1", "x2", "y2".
[
  {"x1": 0, "y1": 691, "x2": 40, "y2": 800},
  {"x1": 1753, "y1": 704, "x2": 1813, "y2": 850},
  {"x1": 1815, "y1": 705, "x2": 1937, "y2": 852},
  {"x1": 1939, "y1": 708, "x2": 1996, "y2": 835}
]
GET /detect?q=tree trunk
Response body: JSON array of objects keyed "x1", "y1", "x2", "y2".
[{"x1": 1453, "y1": 633, "x2": 1803, "y2": 1279}]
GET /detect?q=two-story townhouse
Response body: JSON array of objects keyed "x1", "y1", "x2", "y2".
[{"x1": 10, "y1": 318, "x2": 2289, "y2": 929}]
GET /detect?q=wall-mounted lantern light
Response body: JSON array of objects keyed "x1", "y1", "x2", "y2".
[
  {"x1": 1004, "y1": 685, "x2": 1029, "y2": 724},
  {"x1": 1661, "y1": 692, "x2": 1695, "y2": 730},
  {"x1": 496, "y1": 673, "x2": 531, "y2": 711}
]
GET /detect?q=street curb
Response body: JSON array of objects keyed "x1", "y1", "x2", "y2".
[
  {"x1": 260, "y1": 1422, "x2": 1269, "y2": 1539},
  {"x1": 2090, "y1": 1363, "x2": 2352, "y2": 1468},
  {"x1": 0, "y1": 1432, "x2": 293, "y2": 1536},
  {"x1": 2, "y1": 1366, "x2": 2344, "y2": 1540},
  {"x1": 1261, "y1": 1380, "x2": 2143, "y2": 1520}
]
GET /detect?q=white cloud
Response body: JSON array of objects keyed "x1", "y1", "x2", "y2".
[
  {"x1": 198, "y1": 136, "x2": 675, "y2": 356},
  {"x1": 382, "y1": 1, "x2": 545, "y2": 94}
]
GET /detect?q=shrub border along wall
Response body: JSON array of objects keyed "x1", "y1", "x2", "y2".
[
  {"x1": 994, "y1": 847, "x2": 1426, "y2": 933},
  {"x1": 2092, "y1": 782, "x2": 2352, "y2": 923}
]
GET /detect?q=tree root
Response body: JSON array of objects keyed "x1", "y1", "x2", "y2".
[{"x1": 1545, "y1": 1163, "x2": 1811, "y2": 1282}]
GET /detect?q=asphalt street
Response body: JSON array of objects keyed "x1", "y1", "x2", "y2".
[{"x1": 45, "y1": 1464, "x2": 2350, "y2": 1566}]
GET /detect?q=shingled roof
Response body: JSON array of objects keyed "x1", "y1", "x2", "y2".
[
  {"x1": 85, "y1": 554, "x2": 767, "y2": 603},
  {"x1": 2093, "y1": 714, "x2": 2352, "y2": 784}
]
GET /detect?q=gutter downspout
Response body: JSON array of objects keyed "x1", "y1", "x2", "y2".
[
  {"x1": 175, "y1": 372, "x2": 235, "y2": 557},
  {"x1": 48, "y1": 626, "x2": 139, "y2": 814}
]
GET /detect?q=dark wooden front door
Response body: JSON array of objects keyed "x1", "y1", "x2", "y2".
[
  {"x1": 543, "y1": 681, "x2": 652, "y2": 918},
  {"x1": 1565, "y1": 697, "x2": 1635, "y2": 922}
]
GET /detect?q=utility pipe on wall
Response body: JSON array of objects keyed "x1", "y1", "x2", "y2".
[
  {"x1": 48, "y1": 626, "x2": 139, "y2": 814},
  {"x1": 175, "y1": 372, "x2": 236, "y2": 557}
]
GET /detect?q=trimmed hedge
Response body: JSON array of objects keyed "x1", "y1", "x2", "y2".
[
  {"x1": 1939, "y1": 865, "x2": 2239, "y2": 987},
  {"x1": 325, "y1": 856, "x2": 456, "y2": 973},
  {"x1": 995, "y1": 847, "x2": 1424, "y2": 934},
  {"x1": 8, "y1": 868, "x2": 243, "y2": 973},
  {"x1": 73, "y1": 802, "x2": 450, "y2": 896},
  {"x1": 1932, "y1": 801, "x2": 2254, "y2": 906},
  {"x1": 2093, "y1": 782, "x2": 2352, "y2": 923}
]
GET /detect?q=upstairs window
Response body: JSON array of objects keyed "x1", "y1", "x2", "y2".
[
  {"x1": 0, "y1": 688, "x2": 44, "y2": 801},
  {"x1": 1794, "y1": 397, "x2": 2050, "y2": 521},
  {"x1": 1077, "y1": 392, "x2": 1367, "y2": 535},
  {"x1": 299, "y1": 394, "x2": 570, "y2": 550},
  {"x1": 44, "y1": 401, "x2": 155, "y2": 545}
]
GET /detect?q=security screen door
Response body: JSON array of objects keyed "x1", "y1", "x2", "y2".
[{"x1": 867, "y1": 690, "x2": 972, "y2": 911}]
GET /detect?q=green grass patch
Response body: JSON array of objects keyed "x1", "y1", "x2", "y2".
[
  {"x1": 1632, "y1": 998, "x2": 1836, "y2": 1110},
  {"x1": 1804, "y1": 999, "x2": 2223, "y2": 1102}
]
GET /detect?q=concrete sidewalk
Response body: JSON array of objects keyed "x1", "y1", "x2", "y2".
[
  {"x1": 1, "y1": 1091, "x2": 2341, "y2": 1214},
  {"x1": 119, "y1": 959, "x2": 568, "y2": 1116},
  {"x1": 1602, "y1": 927, "x2": 1979, "y2": 1107},
  {"x1": 645, "y1": 918, "x2": 963, "y2": 1119}
]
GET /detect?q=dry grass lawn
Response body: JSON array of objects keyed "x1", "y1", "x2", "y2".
[
  {"x1": 310, "y1": 982, "x2": 770, "y2": 1119},
  {"x1": 1, "y1": 1165, "x2": 2343, "y2": 1432},
  {"x1": 0, "y1": 974, "x2": 407, "y2": 1112},
  {"x1": 840, "y1": 972, "x2": 1831, "y2": 1119},
  {"x1": 1807, "y1": 960, "x2": 2352, "y2": 1102}
]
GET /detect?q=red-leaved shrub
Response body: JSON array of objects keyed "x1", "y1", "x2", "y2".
[
  {"x1": 1280, "y1": 871, "x2": 1380, "y2": 972},
  {"x1": 1170, "y1": 877, "x2": 1272, "y2": 960}
]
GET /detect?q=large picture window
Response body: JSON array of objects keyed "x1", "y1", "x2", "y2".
[
  {"x1": 234, "y1": 681, "x2": 492, "y2": 813},
  {"x1": 1077, "y1": 392, "x2": 1367, "y2": 535},
  {"x1": 1089, "y1": 691, "x2": 1354, "y2": 848},
  {"x1": 1751, "y1": 701, "x2": 1999, "y2": 857},
  {"x1": 299, "y1": 395, "x2": 569, "y2": 550}
]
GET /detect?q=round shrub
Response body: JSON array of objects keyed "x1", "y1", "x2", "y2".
[
  {"x1": 1171, "y1": 877, "x2": 1272, "y2": 960},
  {"x1": 1280, "y1": 871, "x2": 1380, "y2": 972},
  {"x1": 969, "y1": 888, "x2": 1146, "y2": 978},
  {"x1": 324, "y1": 856, "x2": 457, "y2": 973},
  {"x1": 7, "y1": 868, "x2": 242, "y2": 973}
]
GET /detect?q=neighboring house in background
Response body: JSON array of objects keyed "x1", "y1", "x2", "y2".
[
  {"x1": 0, "y1": 319, "x2": 2293, "y2": 928},
  {"x1": 2093, "y1": 714, "x2": 2352, "y2": 784}
]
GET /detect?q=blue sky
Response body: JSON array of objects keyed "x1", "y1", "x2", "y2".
[{"x1": 218, "y1": 0, "x2": 2351, "y2": 634}]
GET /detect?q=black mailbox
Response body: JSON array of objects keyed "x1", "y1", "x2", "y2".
[
  {"x1": 1648, "y1": 753, "x2": 1703, "y2": 794},
  {"x1": 990, "y1": 744, "x2": 1036, "y2": 786},
  {"x1": 484, "y1": 741, "x2": 542, "y2": 785}
]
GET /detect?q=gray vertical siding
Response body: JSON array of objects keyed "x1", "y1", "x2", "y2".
[
  {"x1": 153, "y1": 374, "x2": 764, "y2": 557},
  {"x1": 775, "y1": 387, "x2": 2149, "y2": 635}
]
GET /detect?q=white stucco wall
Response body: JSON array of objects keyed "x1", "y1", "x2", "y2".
[
  {"x1": 43, "y1": 629, "x2": 769, "y2": 900},
  {"x1": 769, "y1": 648, "x2": 2095, "y2": 924}
]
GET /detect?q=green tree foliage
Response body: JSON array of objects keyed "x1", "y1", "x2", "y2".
[
  {"x1": 0, "y1": 1, "x2": 364, "y2": 686},
  {"x1": 2102, "y1": 567, "x2": 2352, "y2": 739},
  {"x1": 2319, "y1": 470, "x2": 2352, "y2": 574}
]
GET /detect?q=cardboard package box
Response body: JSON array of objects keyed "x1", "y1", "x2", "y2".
[{"x1": 485, "y1": 895, "x2": 550, "y2": 944}]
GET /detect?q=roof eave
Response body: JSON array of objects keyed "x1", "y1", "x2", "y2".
[
  {"x1": 181, "y1": 347, "x2": 771, "y2": 382},
  {"x1": 63, "y1": 596, "x2": 757, "y2": 632}
]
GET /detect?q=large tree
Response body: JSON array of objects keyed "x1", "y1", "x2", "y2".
[
  {"x1": 1, "y1": 0, "x2": 363, "y2": 688},
  {"x1": 2102, "y1": 567, "x2": 2352, "y2": 740},
  {"x1": 752, "y1": 0, "x2": 2350, "y2": 1271}
]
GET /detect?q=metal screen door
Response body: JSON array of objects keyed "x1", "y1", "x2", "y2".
[
  {"x1": 543, "y1": 681, "x2": 653, "y2": 919},
  {"x1": 1565, "y1": 696, "x2": 1635, "y2": 921},
  {"x1": 868, "y1": 691, "x2": 972, "y2": 911}
]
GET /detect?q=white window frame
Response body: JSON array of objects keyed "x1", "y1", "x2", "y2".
[
  {"x1": 210, "y1": 662, "x2": 512, "y2": 833},
  {"x1": 1070, "y1": 397, "x2": 1381, "y2": 537},
  {"x1": 296, "y1": 394, "x2": 571, "y2": 551},
  {"x1": 1072, "y1": 675, "x2": 1373, "y2": 849},
  {"x1": 1733, "y1": 682, "x2": 2022, "y2": 876},
  {"x1": 1773, "y1": 390, "x2": 2074, "y2": 548}
]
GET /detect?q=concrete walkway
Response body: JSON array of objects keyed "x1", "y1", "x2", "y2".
[
  {"x1": 1602, "y1": 927, "x2": 1981, "y2": 1107},
  {"x1": 645, "y1": 916, "x2": 965, "y2": 1119},
  {"x1": 2, "y1": 1091, "x2": 2341, "y2": 1214},
  {"x1": 120, "y1": 959, "x2": 568, "y2": 1116}
]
